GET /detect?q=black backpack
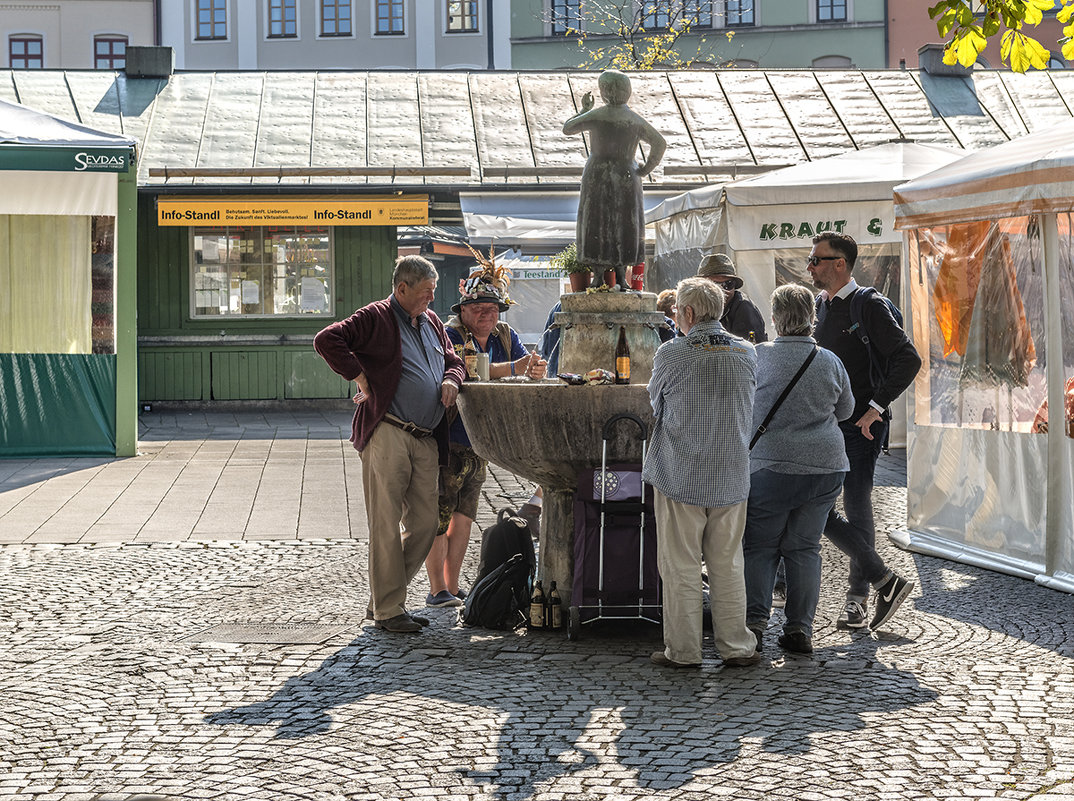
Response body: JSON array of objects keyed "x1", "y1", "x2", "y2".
[
  {"x1": 815, "y1": 286, "x2": 904, "y2": 393},
  {"x1": 461, "y1": 509, "x2": 535, "y2": 630},
  {"x1": 461, "y1": 553, "x2": 532, "y2": 630}
]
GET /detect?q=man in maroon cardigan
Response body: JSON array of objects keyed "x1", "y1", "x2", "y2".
[{"x1": 315, "y1": 256, "x2": 467, "y2": 633}]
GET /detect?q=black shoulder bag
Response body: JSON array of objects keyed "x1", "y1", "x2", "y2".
[{"x1": 750, "y1": 345, "x2": 819, "y2": 450}]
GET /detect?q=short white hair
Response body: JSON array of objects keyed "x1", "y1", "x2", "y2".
[{"x1": 675, "y1": 276, "x2": 725, "y2": 323}]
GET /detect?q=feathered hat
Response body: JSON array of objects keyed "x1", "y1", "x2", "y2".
[{"x1": 451, "y1": 244, "x2": 516, "y2": 314}]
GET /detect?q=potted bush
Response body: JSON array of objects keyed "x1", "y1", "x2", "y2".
[{"x1": 553, "y1": 243, "x2": 591, "y2": 292}]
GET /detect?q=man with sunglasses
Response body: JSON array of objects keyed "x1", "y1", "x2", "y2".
[{"x1": 808, "y1": 232, "x2": 921, "y2": 631}]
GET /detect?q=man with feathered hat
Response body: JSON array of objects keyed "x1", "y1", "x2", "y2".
[{"x1": 423, "y1": 248, "x2": 547, "y2": 608}]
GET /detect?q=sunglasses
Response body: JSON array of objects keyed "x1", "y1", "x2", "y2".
[{"x1": 806, "y1": 255, "x2": 842, "y2": 267}]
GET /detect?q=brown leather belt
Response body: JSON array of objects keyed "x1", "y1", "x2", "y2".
[{"x1": 382, "y1": 414, "x2": 434, "y2": 439}]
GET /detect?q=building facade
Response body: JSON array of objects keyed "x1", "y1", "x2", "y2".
[
  {"x1": 1, "y1": 0, "x2": 155, "y2": 69},
  {"x1": 160, "y1": 0, "x2": 513, "y2": 70},
  {"x1": 510, "y1": 0, "x2": 889, "y2": 69}
]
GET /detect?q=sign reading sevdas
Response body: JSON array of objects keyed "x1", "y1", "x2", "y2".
[{"x1": 156, "y1": 196, "x2": 429, "y2": 227}]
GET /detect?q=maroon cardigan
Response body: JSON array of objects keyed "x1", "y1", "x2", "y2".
[{"x1": 314, "y1": 296, "x2": 466, "y2": 460}]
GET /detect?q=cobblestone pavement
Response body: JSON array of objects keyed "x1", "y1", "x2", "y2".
[{"x1": 1, "y1": 409, "x2": 1073, "y2": 800}]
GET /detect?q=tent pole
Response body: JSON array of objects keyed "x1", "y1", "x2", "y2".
[
  {"x1": 114, "y1": 160, "x2": 138, "y2": 457},
  {"x1": 1041, "y1": 212, "x2": 1063, "y2": 577}
]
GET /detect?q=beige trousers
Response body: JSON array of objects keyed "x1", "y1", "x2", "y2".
[
  {"x1": 360, "y1": 422, "x2": 440, "y2": 620},
  {"x1": 654, "y1": 491, "x2": 757, "y2": 664}
]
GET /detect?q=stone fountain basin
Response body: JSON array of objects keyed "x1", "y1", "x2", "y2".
[
  {"x1": 457, "y1": 382, "x2": 653, "y2": 488},
  {"x1": 457, "y1": 381, "x2": 654, "y2": 604}
]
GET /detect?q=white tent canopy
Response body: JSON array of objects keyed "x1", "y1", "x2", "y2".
[
  {"x1": 645, "y1": 142, "x2": 966, "y2": 447},
  {"x1": 0, "y1": 99, "x2": 135, "y2": 217},
  {"x1": 892, "y1": 118, "x2": 1074, "y2": 594}
]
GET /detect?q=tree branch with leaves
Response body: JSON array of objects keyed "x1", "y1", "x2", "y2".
[
  {"x1": 930, "y1": 0, "x2": 1074, "y2": 72},
  {"x1": 546, "y1": 0, "x2": 735, "y2": 70}
]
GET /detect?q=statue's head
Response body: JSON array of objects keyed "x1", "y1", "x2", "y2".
[{"x1": 598, "y1": 70, "x2": 632, "y2": 105}]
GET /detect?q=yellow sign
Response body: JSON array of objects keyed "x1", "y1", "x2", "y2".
[{"x1": 156, "y1": 195, "x2": 429, "y2": 226}]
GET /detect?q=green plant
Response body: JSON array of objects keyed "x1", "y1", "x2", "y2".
[{"x1": 552, "y1": 243, "x2": 589, "y2": 274}]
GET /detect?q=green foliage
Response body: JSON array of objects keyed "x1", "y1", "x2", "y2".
[
  {"x1": 929, "y1": 0, "x2": 1074, "y2": 71},
  {"x1": 546, "y1": 0, "x2": 733, "y2": 70},
  {"x1": 551, "y1": 243, "x2": 589, "y2": 274}
]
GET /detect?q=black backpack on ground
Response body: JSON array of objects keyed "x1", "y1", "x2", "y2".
[{"x1": 461, "y1": 509, "x2": 535, "y2": 630}]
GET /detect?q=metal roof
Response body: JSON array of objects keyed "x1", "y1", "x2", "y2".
[{"x1": 1, "y1": 68, "x2": 1072, "y2": 189}]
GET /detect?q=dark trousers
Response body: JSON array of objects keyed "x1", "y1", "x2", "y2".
[{"x1": 823, "y1": 418, "x2": 890, "y2": 601}]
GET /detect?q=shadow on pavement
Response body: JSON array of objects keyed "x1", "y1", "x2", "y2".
[
  {"x1": 907, "y1": 553, "x2": 1074, "y2": 660},
  {"x1": 203, "y1": 630, "x2": 936, "y2": 799}
]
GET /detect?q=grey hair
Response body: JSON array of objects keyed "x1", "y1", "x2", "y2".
[
  {"x1": 675, "y1": 276, "x2": 725, "y2": 324},
  {"x1": 392, "y1": 255, "x2": 438, "y2": 288},
  {"x1": 770, "y1": 283, "x2": 816, "y2": 337}
]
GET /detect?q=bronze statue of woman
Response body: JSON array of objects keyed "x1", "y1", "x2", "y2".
[{"x1": 563, "y1": 70, "x2": 667, "y2": 290}]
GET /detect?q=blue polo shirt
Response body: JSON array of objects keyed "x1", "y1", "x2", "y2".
[
  {"x1": 447, "y1": 325, "x2": 527, "y2": 447},
  {"x1": 389, "y1": 295, "x2": 447, "y2": 430}
]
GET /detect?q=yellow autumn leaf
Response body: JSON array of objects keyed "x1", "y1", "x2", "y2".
[
  {"x1": 1063, "y1": 37, "x2": 1074, "y2": 60},
  {"x1": 1023, "y1": 0, "x2": 1056, "y2": 26},
  {"x1": 1059, "y1": 0, "x2": 1074, "y2": 22},
  {"x1": 950, "y1": 28, "x2": 987, "y2": 66},
  {"x1": 1006, "y1": 31, "x2": 1052, "y2": 71}
]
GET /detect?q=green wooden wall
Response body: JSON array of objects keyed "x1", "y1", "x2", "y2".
[{"x1": 136, "y1": 191, "x2": 397, "y2": 402}]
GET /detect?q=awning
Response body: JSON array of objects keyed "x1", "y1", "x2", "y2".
[{"x1": 461, "y1": 190, "x2": 681, "y2": 246}]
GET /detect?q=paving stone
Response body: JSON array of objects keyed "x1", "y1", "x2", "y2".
[{"x1": 1, "y1": 409, "x2": 1073, "y2": 799}]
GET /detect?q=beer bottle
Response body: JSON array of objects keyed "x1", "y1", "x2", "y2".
[
  {"x1": 547, "y1": 581, "x2": 563, "y2": 630},
  {"x1": 529, "y1": 580, "x2": 546, "y2": 629},
  {"x1": 615, "y1": 326, "x2": 630, "y2": 385},
  {"x1": 464, "y1": 333, "x2": 478, "y2": 380}
]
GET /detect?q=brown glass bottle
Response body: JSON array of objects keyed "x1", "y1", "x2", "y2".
[
  {"x1": 615, "y1": 326, "x2": 630, "y2": 385},
  {"x1": 528, "y1": 580, "x2": 546, "y2": 629},
  {"x1": 546, "y1": 581, "x2": 563, "y2": 630}
]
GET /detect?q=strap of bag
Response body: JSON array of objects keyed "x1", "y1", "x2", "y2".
[{"x1": 750, "y1": 345, "x2": 818, "y2": 450}]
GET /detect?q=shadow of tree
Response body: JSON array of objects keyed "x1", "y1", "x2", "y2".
[{"x1": 204, "y1": 628, "x2": 936, "y2": 799}]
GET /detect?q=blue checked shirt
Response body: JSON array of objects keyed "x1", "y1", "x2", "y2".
[{"x1": 642, "y1": 319, "x2": 756, "y2": 508}]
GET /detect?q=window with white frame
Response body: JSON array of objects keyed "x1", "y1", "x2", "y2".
[
  {"x1": 447, "y1": 0, "x2": 478, "y2": 32},
  {"x1": 10, "y1": 35, "x2": 43, "y2": 68},
  {"x1": 725, "y1": 0, "x2": 753, "y2": 26},
  {"x1": 322, "y1": 0, "x2": 352, "y2": 35},
  {"x1": 685, "y1": 0, "x2": 714, "y2": 27},
  {"x1": 375, "y1": 0, "x2": 404, "y2": 34},
  {"x1": 550, "y1": 0, "x2": 582, "y2": 34},
  {"x1": 268, "y1": 0, "x2": 298, "y2": 37},
  {"x1": 196, "y1": 0, "x2": 228, "y2": 40},
  {"x1": 817, "y1": 0, "x2": 846, "y2": 22},
  {"x1": 192, "y1": 227, "x2": 333, "y2": 318},
  {"x1": 94, "y1": 35, "x2": 127, "y2": 68},
  {"x1": 643, "y1": 2, "x2": 671, "y2": 30}
]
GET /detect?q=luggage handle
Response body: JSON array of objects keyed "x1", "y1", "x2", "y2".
[{"x1": 602, "y1": 413, "x2": 647, "y2": 442}]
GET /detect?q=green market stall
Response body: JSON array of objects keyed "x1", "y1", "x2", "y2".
[{"x1": 0, "y1": 99, "x2": 137, "y2": 457}]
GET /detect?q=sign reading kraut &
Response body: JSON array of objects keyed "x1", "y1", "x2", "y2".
[{"x1": 729, "y1": 200, "x2": 898, "y2": 250}]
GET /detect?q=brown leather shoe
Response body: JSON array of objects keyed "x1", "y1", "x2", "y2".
[
  {"x1": 650, "y1": 650, "x2": 701, "y2": 668},
  {"x1": 374, "y1": 613, "x2": 422, "y2": 633}
]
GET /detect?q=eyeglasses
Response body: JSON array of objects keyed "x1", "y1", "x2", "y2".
[{"x1": 806, "y1": 255, "x2": 842, "y2": 267}]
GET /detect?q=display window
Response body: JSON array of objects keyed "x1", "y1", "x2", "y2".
[{"x1": 191, "y1": 226, "x2": 332, "y2": 317}]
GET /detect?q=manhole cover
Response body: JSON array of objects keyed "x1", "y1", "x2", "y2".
[{"x1": 182, "y1": 623, "x2": 352, "y2": 644}]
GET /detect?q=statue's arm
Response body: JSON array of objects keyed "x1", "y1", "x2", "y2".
[
  {"x1": 636, "y1": 122, "x2": 667, "y2": 177},
  {"x1": 562, "y1": 91, "x2": 596, "y2": 134}
]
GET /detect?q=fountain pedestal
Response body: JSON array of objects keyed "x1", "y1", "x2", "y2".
[
  {"x1": 556, "y1": 291, "x2": 664, "y2": 385},
  {"x1": 456, "y1": 383, "x2": 654, "y2": 605}
]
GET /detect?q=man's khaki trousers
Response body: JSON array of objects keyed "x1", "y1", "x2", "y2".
[
  {"x1": 654, "y1": 491, "x2": 757, "y2": 665},
  {"x1": 360, "y1": 422, "x2": 440, "y2": 620}
]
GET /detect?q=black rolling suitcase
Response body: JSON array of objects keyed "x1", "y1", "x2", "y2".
[{"x1": 567, "y1": 413, "x2": 661, "y2": 640}]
